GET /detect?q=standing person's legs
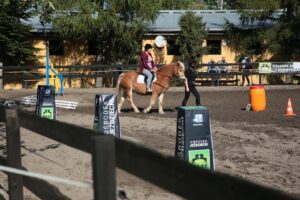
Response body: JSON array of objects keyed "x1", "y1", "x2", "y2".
[
  {"x1": 244, "y1": 69, "x2": 250, "y2": 85},
  {"x1": 182, "y1": 90, "x2": 190, "y2": 106},
  {"x1": 190, "y1": 86, "x2": 201, "y2": 106},
  {"x1": 142, "y1": 69, "x2": 153, "y2": 89},
  {"x1": 241, "y1": 70, "x2": 248, "y2": 86},
  {"x1": 245, "y1": 74, "x2": 250, "y2": 85},
  {"x1": 242, "y1": 75, "x2": 245, "y2": 85}
]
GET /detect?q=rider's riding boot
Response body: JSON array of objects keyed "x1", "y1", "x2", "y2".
[{"x1": 147, "y1": 87, "x2": 152, "y2": 92}]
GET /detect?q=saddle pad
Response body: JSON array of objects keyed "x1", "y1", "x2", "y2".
[{"x1": 137, "y1": 74, "x2": 157, "y2": 84}]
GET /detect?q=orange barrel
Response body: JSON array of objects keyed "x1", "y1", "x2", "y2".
[{"x1": 249, "y1": 85, "x2": 266, "y2": 112}]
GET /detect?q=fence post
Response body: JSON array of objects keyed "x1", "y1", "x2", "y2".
[
  {"x1": 5, "y1": 108, "x2": 23, "y2": 200},
  {"x1": 92, "y1": 136, "x2": 116, "y2": 200},
  {"x1": 0, "y1": 62, "x2": 3, "y2": 89},
  {"x1": 259, "y1": 74, "x2": 262, "y2": 85}
]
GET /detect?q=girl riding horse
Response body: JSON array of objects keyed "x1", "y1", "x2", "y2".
[
  {"x1": 139, "y1": 44, "x2": 158, "y2": 92},
  {"x1": 116, "y1": 61, "x2": 186, "y2": 114}
]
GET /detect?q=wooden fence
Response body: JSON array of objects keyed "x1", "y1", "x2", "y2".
[
  {"x1": 0, "y1": 63, "x2": 299, "y2": 89},
  {"x1": 0, "y1": 105, "x2": 298, "y2": 200},
  {"x1": 0, "y1": 62, "x2": 2, "y2": 89}
]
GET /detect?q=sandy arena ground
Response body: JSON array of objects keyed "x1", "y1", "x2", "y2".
[{"x1": 0, "y1": 85, "x2": 300, "y2": 200}]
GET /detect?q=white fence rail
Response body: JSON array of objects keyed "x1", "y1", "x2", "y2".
[{"x1": 20, "y1": 95, "x2": 78, "y2": 110}]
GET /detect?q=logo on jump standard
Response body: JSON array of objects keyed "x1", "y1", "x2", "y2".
[
  {"x1": 189, "y1": 149, "x2": 211, "y2": 170},
  {"x1": 192, "y1": 114, "x2": 203, "y2": 126}
]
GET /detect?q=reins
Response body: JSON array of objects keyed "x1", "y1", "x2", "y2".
[{"x1": 153, "y1": 68, "x2": 176, "y2": 90}]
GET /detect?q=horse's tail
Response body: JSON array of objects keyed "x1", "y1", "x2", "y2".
[{"x1": 115, "y1": 73, "x2": 125, "y2": 95}]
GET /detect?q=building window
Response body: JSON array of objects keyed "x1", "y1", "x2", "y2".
[
  {"x1": 207, "y1": 40, "x2": 221, "y2": 55},
  {"x1": 87, "y1": 40, "x2": 97, "y2": 55},
  {"x1": 49, "y1": 40, "x2": 64, "y2": 56},
  {"x1": 167, "y1": 40, "x2": 180, "y2": 55}
]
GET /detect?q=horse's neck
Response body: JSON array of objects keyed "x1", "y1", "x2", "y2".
[
  {"x1": 157, "y1": 66, "x2": 173, "y2": 77},
  {"x1": 155, "y1": 66, "x2": 174, "y2": 89}
]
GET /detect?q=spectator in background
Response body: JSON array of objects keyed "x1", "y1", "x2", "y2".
[
  {"x1": 241, "y1": 56, "x2": 252, "y2": 86},
  {"x1": 207, "y1": 58, "x2": 216, "y2": 73},
  {"x1": 217, "y1": 56, "x2": 228, "y2": 73},
  {"x1": 182, "y1": 60, "x2": 201, "y2": 106}
]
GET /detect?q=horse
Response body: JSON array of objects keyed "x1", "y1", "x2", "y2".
[{"x1": 116, "y1": 61, "x2": 186, "y2": 114}]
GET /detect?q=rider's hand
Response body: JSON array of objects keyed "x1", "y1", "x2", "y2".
[{"x1": 184, "y1": 78, "x2": 189, "y2": 92}]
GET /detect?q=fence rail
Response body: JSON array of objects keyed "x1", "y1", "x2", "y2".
[
  {"x1": 1, "y1": 63, "x2": 300, "y2": 88},
  {"x1": 0, "y1": 106, "x2": 298, "y2": 200}
]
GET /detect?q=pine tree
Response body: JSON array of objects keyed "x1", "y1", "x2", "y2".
[
  {"x1": 226, "y1": 0, "x2": 300, "y2": 61},
  {"x1": 176, "y1": 11, "x2": 207, "y2": 62},
  {"x1": 202, "y1": 0, "x2": 239, "y2": 9},
  {"x1": 42, "y1": 0, "x2": 162, "y2": 64},
  {"x1": 0, "y1": 0, "x2": 38, "y2": 65},
  {"x1": 161, "y1": 0, "x2": 206, "y2": 9}
]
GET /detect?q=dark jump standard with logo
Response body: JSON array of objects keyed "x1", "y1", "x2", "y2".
[
  {"x1": 175, "y1": 106, "x2": 215, "y2": 170},
  {"x1": 35, "y1": 85, "x2": 56, "y2": 120},
  {"x1": 93, "y1": 93, "x2": 121, "y2": 138}
]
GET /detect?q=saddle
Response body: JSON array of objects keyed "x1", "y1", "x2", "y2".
[{"x1": 137, "y1": 73, "x2": 157, "y2": 85}]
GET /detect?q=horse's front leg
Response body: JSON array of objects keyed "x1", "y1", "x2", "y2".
[
  {"x1": 158, "y1": 92, "x2": 165, "y2": 114},
  {"x1": 143, "y1": 93, "x2": 158, "y2": 113}
]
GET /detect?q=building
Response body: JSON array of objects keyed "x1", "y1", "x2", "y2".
[
  {"x1": 145, "y1": 10, "x2": 243, "y2": 64},
  {"x1": 4, "y1": 10, "x2": 271, "y2": 89},
  {"x1": 28, "y1": 10, "x2": 259, "y2": 66}
]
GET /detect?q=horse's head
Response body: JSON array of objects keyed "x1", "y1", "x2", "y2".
[
  {"x1": 157, "y1": 61, "x2": 186, "y2": 79},
  {"x1": 175, "y1": 61, "x2": 186, "y2": 79}
]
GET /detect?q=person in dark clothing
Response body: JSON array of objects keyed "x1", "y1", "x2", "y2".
[
  {"x1": 240, "y1": 56, "x2": 251, "y2": 86},
  {"x1": 182, "y1": 60, "x2": 201, "y2": 106}
]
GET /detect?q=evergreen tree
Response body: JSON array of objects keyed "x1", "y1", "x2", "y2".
[
  {"x1": 43, "y1": 0, "x2": 162, "y2": 64},
  {"x1": 226, "y1": 0, "x2": 300, "y2": 61},
  {"x1": 203, "y1": 0, "x2": 239, "y2": 9},
  {"x1": 161, "y1": 0, "x2": 206, "y2": 10},
  {"x1": 176, "y1": 11, "x2": 207, "y2": 62},
  {"x1": 0, "y1": 0, "x2": 38, "y2": 65}
]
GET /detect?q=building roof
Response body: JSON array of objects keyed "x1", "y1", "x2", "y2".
[
  {"x1": 24, "y1": 10, "x2": 273, "y2": 34},
  {"x1": 21, "y1": 16, "x2": 53, "y2": 33},
  {"x1": 146, "y1": 10, "x2": 273, "y2": 34}
]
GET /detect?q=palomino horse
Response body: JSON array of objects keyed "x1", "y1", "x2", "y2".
[{"x1": 116, "y1": 61, "x2": 186, "y2": 114}]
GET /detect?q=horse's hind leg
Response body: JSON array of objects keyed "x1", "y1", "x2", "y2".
[
  {"x1": 118, "y1": 94, "x2": 125, "y2": 113},
  {"x1": 126, "y1": 89, "x2": 140, "y2": 113}
]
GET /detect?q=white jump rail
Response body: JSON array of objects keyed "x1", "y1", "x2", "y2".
[{"x1": 20, "y1": 95, "x2": 78, "y2": 110}]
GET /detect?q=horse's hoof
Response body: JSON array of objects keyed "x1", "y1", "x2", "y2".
[
  {"x1": 143, "y1": 109, "x2": 149, "y2": 113},
  {"x1": 134, "y1": 110, "x2": 140, "y2": 113},
  {"x1": 159, "y1": 111, "x2": 165, "y2": 115}
]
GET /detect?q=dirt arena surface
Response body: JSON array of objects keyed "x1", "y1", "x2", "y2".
[{"x1": 0, "y1": 85, "x2": 300, "y2": 199}]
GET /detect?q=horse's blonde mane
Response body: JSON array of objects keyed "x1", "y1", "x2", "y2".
[
  {"x1": 157, "y1": 61, "x2": 185, "y2": 71},
  {"x1": 177, "y1": 61, "x2": 185, "y2": 71}
]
